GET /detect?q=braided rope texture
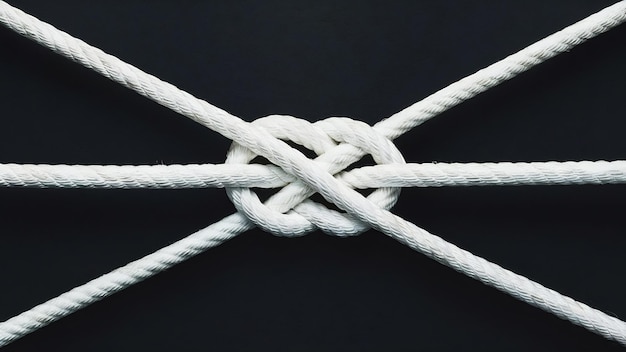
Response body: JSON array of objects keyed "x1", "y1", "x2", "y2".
[
  {"x1": 3, "y1": 161, "x2": 626, "y2": 189},
  {"x1": 1, "y1": 0, "x2": 626, "y2": 349}
]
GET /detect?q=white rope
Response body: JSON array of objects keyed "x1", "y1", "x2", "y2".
[
  {"x1": 1, "y1": 0, "x2": 624, "y2": 191},
  {"x1": 224, "y1": 115, "x2": 405, "y2": 237},
  {"x1": 340, "y1": 160, "x2": 626, "y2": 188},
  {"x1": 0, "y1": 212, "x2": 254, "y2": 344},
  {"x1": 1, "y1": 0, "x2": 625, "y2": 347},
  {"x1": 374, "y1": 0, "x2": 626, "y2": 139},
  {"x1": 3, "y1": 160, "x2": 626, "y2": 189},
  {"x1": 0, "y1": 0, "x2": 624, "y2": 167}
]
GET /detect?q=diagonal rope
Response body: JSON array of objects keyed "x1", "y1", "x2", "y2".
[
  {"x1": 0, "y1": 212, "x2": 254, "y2": 346},
  {"x1": 0, "y1": 0, "x2": 625, "y2": 347},
  {"x1": 2, "y1": 1, "x2": 625, "y2": 171},
  {"x1": 375, "y1": 0, "x2": 626, "y2": 139}
]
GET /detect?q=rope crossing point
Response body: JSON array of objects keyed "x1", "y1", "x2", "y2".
[
  {"x1": 225, "y1": 115, "x2": 405, "y2": 237},
  {"x1": 1, "y1": 0, "x2": 626, "y2": 347}
]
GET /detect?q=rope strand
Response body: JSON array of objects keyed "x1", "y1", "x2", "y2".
[
  {"x1": 2, "y1": 160, "x2": 626, "y2": 189},
  {"x1": 0, "y1": 0, "x2": 625, "y2": 347},
  {"x1": 0, "y1": 213, "x2": 252, "y2": 345}
]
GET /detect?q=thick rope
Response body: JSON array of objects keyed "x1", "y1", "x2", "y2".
[
  {"x1": 5, "y1": 0, "x2": 622, "y2": 147},
  {"x1": 0, "y1": 212, "x2": 254, "y2": 345},
  {"x1": 2, "y1": 160, "x2": 626, "y2": 189},
  {"x1": 375, "y1": 0, "x2": 626, "y2": 139},
  {"x1": 1, "y1": 0, "x2": 625, "y2": 190},
  {"x1": 1, "y1": 0, "x2": 625, "y2": 347},
  {"x1": 224, "y1": 115, "x2": 405, "y2": 237}
]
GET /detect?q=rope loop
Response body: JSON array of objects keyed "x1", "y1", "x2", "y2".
[
  {"x1": 2, "y1": 0, "x2": 626, "y2": 346},
  {"x1": 225, "y1": 115, "x2": 405, "y2": 237}
]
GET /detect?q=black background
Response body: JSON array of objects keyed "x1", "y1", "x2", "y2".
[{"x1": 1, "y1": 0, "x2": 625, "y2": 350}]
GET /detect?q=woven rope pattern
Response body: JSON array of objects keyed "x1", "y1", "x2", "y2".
[{"x1": 1, "y1": 0, "x2": 626, "y2": 347}]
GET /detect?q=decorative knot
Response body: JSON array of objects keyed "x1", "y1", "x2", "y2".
[{"x1": 225, "y1": 115, "x2": 405, "y2": 237}]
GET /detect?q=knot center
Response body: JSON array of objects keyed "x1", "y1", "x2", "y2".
[{"x1": 225, "y1": 115, "x2": 405, "y2": 237}]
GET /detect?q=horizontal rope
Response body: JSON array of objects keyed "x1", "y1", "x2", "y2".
[
  {"x1": 1, "y1": 0, "x2": 625, "y2": 348},
  {"x1": 2, "y1": 160, "x2": 626, "y2": 189}
]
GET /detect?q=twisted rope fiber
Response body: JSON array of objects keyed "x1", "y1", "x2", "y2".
[
  {"x1": 1, "y1": 0, "x2": 626, "y2": 347},
  {"x1": 3, "y1": 160, "x2": 626, "y2": 189}
]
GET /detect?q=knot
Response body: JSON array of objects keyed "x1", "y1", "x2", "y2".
[{"x1": 225, "y1": 115, "x2": 405, "y2": 237}]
